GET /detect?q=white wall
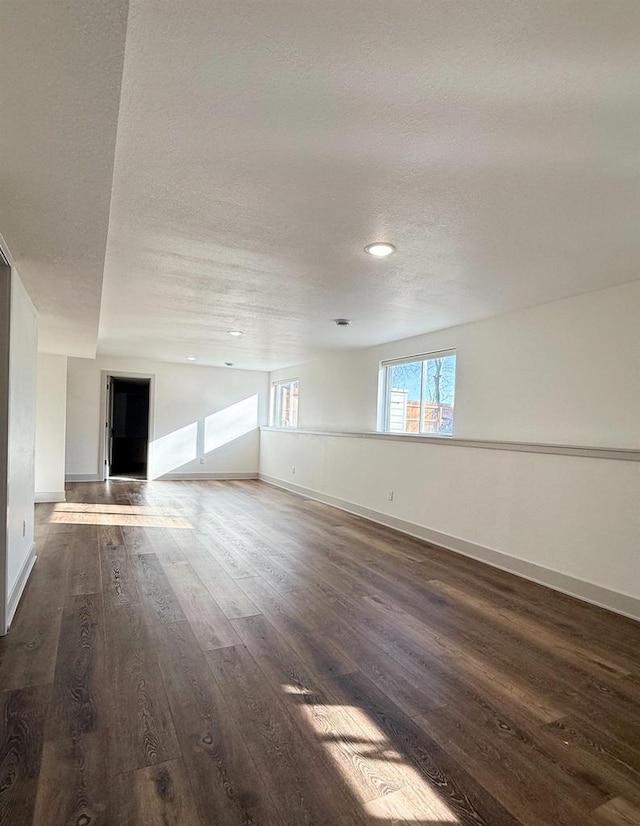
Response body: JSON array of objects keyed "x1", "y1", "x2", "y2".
[
  {"x1": 6, "y1": 270, "x2": 38, "y2": 623},
  {"x1": 66, "y1": 356, "x2": 270, "y2": 480},
  {"x1": 261, "y1": 282, "x2": 640, "y2": 616},
  {"x1": 272, "y1": 282, "x2": 640, "y2": 448},
  {"x1": 35, "y1": 353, "x2": 67, "y2": 501}
]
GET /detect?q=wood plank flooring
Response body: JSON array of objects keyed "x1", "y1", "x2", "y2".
[{"x1": 1, "y1": 479, "x2": 639, "y2": 825}]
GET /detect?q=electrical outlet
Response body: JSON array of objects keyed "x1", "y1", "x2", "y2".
[
  {"x1": 387, "y1": 490, "x2": 394, "y2": 501},
  {"x1": 199, "y1": 457, "x2": 205, "y2": 465},
  {"x1": 291, "y1": 466, "x2": 296, "y2": 475}
]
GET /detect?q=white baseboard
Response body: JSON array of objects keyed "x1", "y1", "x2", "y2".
[
  {"x1": 35, "y1": 490, "x2": 66, "y2": 503},
  {"x1": 156, "y1": 472, "x2": 258, "y2": 481},
  {"x1": 6, "y1": 542, "x2": 37, "y2": 631},
  {"x1": 65, "y1": 474, "x2": 101, "y2": 482},
  {"x1": 259, "y1": 474, "x2": 640, "y2": 622}
]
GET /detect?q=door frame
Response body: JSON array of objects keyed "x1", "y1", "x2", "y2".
[{"x1": 99, "y1": 370, "x2": 155, "y2": 481}]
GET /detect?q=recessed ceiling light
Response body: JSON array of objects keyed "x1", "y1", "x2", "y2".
[
  {"x1": 364, "y1": 242, "x2": 396, "y2": 258},
  {"x1": 333, "y1": 318, "x2": 352, "y2": 327},
  {"x1": 228, "y1": 330, "x2": 243, "y2": 337},
  {"x1": 186, "y1": 355, "x2": 197, "y2": 361}
]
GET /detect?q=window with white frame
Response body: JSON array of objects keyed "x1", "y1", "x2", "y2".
[
  {"x1": 380, "y1": 351, "x2": 456, "y2": 436},
  {"x1": 271, "y1": 378, "x2": 299, "y2": 427}
]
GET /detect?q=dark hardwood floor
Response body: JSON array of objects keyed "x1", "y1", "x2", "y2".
[{"x1": 1, "y1": 479, "x2": 639, "y2": 825}]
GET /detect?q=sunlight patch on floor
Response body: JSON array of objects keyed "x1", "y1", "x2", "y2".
[
  {"x1": 282, "y1": 684, "x2": 459, "y2": 823},
  {"x1": 49, "y1": 506, "x2": 193, "y2": 529},
  {"x1": 54, "y1": 503, "x2": 182, "y2": 516}
]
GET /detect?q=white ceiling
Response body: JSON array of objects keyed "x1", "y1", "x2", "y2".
[
  {"x1": 0, "y1": 0, "x2": 129, "y2": 356},
  {"x1": 3, "y1": 2, "x2": 639, "y2": 369}
]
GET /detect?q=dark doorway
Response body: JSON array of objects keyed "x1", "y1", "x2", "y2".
[{"x1": 108, "y1": 378, "x2": 150, "y2": 478}]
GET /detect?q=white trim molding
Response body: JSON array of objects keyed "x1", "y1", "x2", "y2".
[
  {"x1": 66, "y1": 474, "x2": 101, "y2": 482},
  {"x1": 259, "y1": 474, "x2": 640, "y2": 622},
  {"x1": 260, "y1": 427, "x2": 640, "y2": 462},
  {"x1": 6, "y1": 542, "x2": 36, "y2": 631},
  {"x1": 35, "y1": 490, "x2": 66, "y2": 503}
]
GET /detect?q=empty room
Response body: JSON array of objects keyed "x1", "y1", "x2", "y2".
[{"x1": 0, "y1": 1, "x2": 639, "y2": 824}]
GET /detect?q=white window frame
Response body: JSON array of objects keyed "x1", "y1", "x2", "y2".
[
  {"x1": 378, "y1": 349, "x2": 456, "y2": 436},
  {"x1": 270, "y1": 378, "x2": 299, "y2": 428}
]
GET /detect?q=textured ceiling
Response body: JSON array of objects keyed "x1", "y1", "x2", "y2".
[
  {"x1": 0, "y1": 0, "x2": 129, "y2": 356},
  {"x1": 3, "y1": 2, "x2": 639, "y2": 367}
]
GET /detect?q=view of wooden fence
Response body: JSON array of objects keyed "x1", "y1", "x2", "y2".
[{"x1": 404, "y1": 400, "x2": 453, "y2": 434}]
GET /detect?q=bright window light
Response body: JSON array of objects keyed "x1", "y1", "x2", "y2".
[
  {"x1": 380, "y1": 351, "x2": 456, "y2": 436},
  {"x1": 270, "y1": 379, "x2": 299, "y2": 427},
  {"x1": 204, "y1": 395, "x2": 259, "y2": 453},
  {"x1": 284, "y1": 684, "x2": 459, "y2": 822},
  {"x1": 150, "y1": 421, "x2": 198, "y2": 478}
]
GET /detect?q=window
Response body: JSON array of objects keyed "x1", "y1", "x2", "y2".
[
  {"x1": 271, "y1": 379, "x2": 299, "y2": 427},
  {"x1": 380, "y1": 351, "x2": 456, "y2": 436}
]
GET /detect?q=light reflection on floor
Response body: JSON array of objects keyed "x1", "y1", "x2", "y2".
[
  {"x1": 49, "y1": 503, "x2": 193, "y2": 529},
  {"x1": 283, "y1": 684, "x2": 460, "y2": 824}
]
